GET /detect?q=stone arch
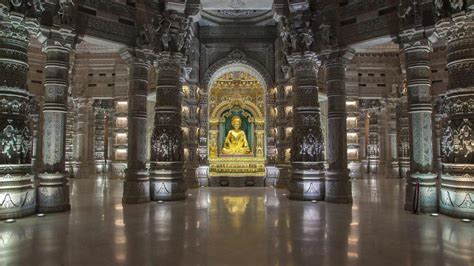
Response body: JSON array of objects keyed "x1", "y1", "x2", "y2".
[{"x1": 201, "y1": 49, "x2": 273, "y2": 92}]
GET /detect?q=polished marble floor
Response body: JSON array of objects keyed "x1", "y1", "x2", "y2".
[{"x1": 1, "y1": 178, "x2": 473, "y2": 266}]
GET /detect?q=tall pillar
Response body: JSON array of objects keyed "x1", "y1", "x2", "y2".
[
  {"x1": 367, "y1": 112, "x2": 381, "y2": 174},
  {"x1": 72, "y1": 98, "x2": 90, "y2": 178},
  {"x1": 400, "y1": 31, "x2": 437, "y2": 213},
  {"x1": 30, "y1": 98, "x2": 41, "y2": 176},
  {"x1": 387, "y1": 101, "x2": 400, "y2": 177},
  {"x1": 142, "y1": 8, "x2": 193, "y2": 201},
  {"x1": 38, "y1": 42, "x2": 73, "y2": 212},
  {"x1": 149, "y1": 53, "x2": 186, "y2": 201},
  {"x1": 0, "y1": 11, "x2": 39, "y2": 219},
  {"x1": 437, "y1": 11, "x2": 474, "y2": 218},
  {"x1": 287, "y1": 54, "x2": 325, "y2": 200},
  {"x1": 324, "y1": 49, "x2": 353, "y2": 203},
  {"x1": 397, "y1": 90, "x2": 410, "y2": 178},
  {"x1": 122, "y1": 50, "x2": 151, "y2": 204}
]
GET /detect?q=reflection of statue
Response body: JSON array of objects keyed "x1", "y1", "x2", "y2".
[{"x1": 222, "y1": 116, "x2": 251, "y2": 155}]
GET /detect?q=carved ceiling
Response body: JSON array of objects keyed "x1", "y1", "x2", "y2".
[
  {"x1": 201, "y1": 0, "x2": 273, "y2": 10},
  {"x1": 199, "y1": 0, "x2": 274, "y2": 26}
]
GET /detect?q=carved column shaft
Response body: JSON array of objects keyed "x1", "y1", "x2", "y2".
[
  {"x1": 123, "y1": 60, "x2": 150, "y2": 203},
  {"x1": 397, "y1": 95, "x2": 410, "y2": 178},
  {"x1": 149, "y1": 54, "x2": 186, "y2": 201},
  {"x1": 367, "y1": 113, "x2": 380, "y2": 174},
  {"x1": 38, "y1": 45, "x2": 71, "y2": 213},
  {"x1": 72, "y1": 98, "x2": 90, "y2": 178},
  {"x1": 401, "y1": 35, "x2": 437, "y2": 213},
  {"x1": 324, "y1": 50, "x2": 352, "y2": 203},
  {"x1": 439, "y1": 12, "x2": 474, "y2": 218},
  {"x1": 287, "y1": 55, "x2": 325, "y2": 201},
  {"x1": 0, "y1": 13, "x2": 36, "y2": 219}
]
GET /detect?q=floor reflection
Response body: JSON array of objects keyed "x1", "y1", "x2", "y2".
[{"x1": 1, "y1": 179, "x2": 473, "y2": 266}]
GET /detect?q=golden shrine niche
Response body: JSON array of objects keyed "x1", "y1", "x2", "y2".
[{"x1": 209, "y1": 71, "x2": 265, "y2": 177}]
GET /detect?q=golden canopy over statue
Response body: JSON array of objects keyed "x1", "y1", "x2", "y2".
[{"x1": 221, "y1": 116, "x2": 251, "y2": 155}]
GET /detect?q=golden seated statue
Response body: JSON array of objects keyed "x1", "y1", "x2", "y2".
[{"x1": 221, "y1": 116, "x2": 251, "y2": 155}]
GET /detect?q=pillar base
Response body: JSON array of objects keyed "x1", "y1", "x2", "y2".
[
  {"x1": 72, "y1": 162, "x2": 89, "y2": 179},
  {"x1": 150, "y1": 178, "x2": 187, "y2": 201},
  {"x1": 275, "y1": 165, "x2": 290, "y2": 188},
  {"x1": 404, "y1": 172, "x2": 438, "y2": 213},
  {"x1": 288, "y1": 162, "x2": 325, "y2": 201},
  {"x1": 439, "y1": 171, "x2": 474, "y2": 219},
  {"x1": 37, "y1": 172, "x2": 70, "y2": 213},
  {"x1": 391, "y1": 161, "x2": 400, "y2": 178},
  {"x1": 149, "y1": 162, "x2": 186, "y2": 201},
  {"x1": 196, "y1": 166, "x2": 209, "y2": 187},
  {"x1": 0, "y1": 187, "x2": 36, "y2": 220},
  {"x1": 123, "y1": 179, "x2": 150, "y2": 204},
  {"x1": 325, "y1": 169, "x2": 352, "y2": 203}
]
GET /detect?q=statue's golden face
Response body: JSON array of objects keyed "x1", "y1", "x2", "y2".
[{"x1": 231, "y1": 117, "x2": 241, "y2": 130}]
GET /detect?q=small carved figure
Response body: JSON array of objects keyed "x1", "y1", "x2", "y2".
[
  {"x1": 302, "y1": 21, "x2": 314, "y2": 51},
  {"x1": 450, "y1": 0, "x2": 464, "y2": 11},
  {"x1": 57, "y1": 0, "x2": 75, "y2": 25}
]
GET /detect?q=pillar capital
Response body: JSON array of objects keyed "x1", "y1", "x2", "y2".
[{"x1": 321, "y1": 48, "x2": 355, "y2": 68}]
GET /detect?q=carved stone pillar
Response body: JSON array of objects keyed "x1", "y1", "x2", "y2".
[
  {"x1": 30, "y1": 98, "x2": 41, "y2": 176},
  {"x1": 72, "y1": 98, "x2": 90, "y2": 178},
  {"x1": 122, "y1": 51, "x2": 151, "y2": 204},
  {"x1": 287, "y1": 54, "x2": 325, "y2": 201},
  {"x1": 367, "y1": 113, "x2": 380, "y2": 174},
  {"x1": 149, "y1": 54, "x2": 186, "y2": 201},
  {"x1": 438, "y1": 11, "x2": 474, "y2": 218},
  {"x1": 324, "y1": 49, "x2": 353, "y2": 203},
  {"x1": 397, "y1": 92, "x2": 410, "y2": 178},
  {"x1": 400, "y1": 31, "x2": 437, "y2": 213},
  {"x1": 0, "y1": 11, "x2": 38, "y2": 219},
  {"x1": 38, "y1": 43, "x2": 73, "y2": 213}
]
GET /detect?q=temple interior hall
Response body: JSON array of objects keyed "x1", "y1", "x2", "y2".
[{"x1": 1, "y1": 0, "x2": 474, "y2": 265}]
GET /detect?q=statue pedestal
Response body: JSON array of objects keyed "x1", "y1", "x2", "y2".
[{"x1": 209, "y1": 176, "x2": 265, "y2": 187}]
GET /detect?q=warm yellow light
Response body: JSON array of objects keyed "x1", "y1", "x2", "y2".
[{"x1": 346, "y1": 101, "x2": 357, "y2": 106}]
